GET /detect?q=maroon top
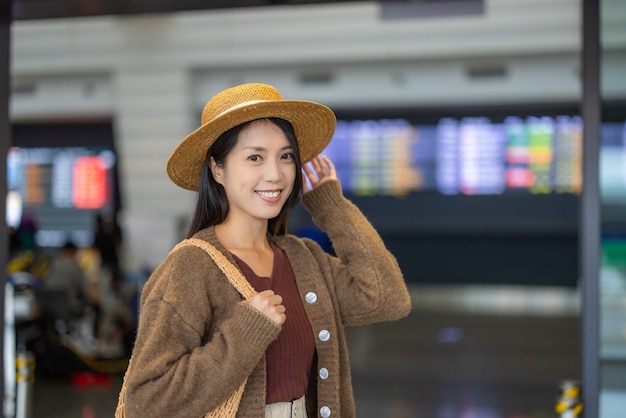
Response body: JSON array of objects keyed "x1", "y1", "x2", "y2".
[{"x1": 232, "y1": 241, "x2": 315, "y2": 404}]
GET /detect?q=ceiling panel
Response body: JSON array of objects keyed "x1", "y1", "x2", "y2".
[{"x1": 12, "y1": 0, "x2": 362, "y2": 20}]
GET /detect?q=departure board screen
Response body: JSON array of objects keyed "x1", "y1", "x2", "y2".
[
  {"x1": 8, "y1": 147, "x2": 116, "y2": 210},
  {"x1": 7, "y1": 146, "x2": 117, "y2": 247},
  {"x1": 324, "y1": 115, "x2": 594, "y2": 196}
]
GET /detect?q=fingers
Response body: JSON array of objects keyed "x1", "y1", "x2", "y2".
[
  {"x1": 303, "y1": 156, "x2": 321, "y2": 184},
  {"x1": 247, "y1": 289, "x2": 286, "y2": 325},
  {"x1": 310, "y1": 156, "x2": 323, "y2": 177},
  {"x1": 320, "y1": 155, "x2": 336, "y2": 177},
  {"x1": 303, "y1": 163, "x2": 315, "y2": 189},
  {"x1": 302, "y1": 155, "x2": 336, "y2": 190},
  {"x1": 302, "y1": 175, "x2": 311, "y2": 193}
]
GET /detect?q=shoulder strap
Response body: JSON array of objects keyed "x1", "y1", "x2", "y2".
[
  {"x1": 116, "y1": 238, "x2": 252, "y2": 418},
  {"x1": 170, "y1": 238, "x2": 257, "y2": 301}
]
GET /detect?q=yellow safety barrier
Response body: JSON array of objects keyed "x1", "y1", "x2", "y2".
[{"x1": 556, "y1": 380, "x2": 582, "y2": 418}]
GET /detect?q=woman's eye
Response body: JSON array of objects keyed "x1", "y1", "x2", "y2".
[
  {"x1": 282, "y1": 152, "x2": 295, "y2": 161},
  {"x1": 248, "y1": 155, "x2": 261, "y2": 162}
]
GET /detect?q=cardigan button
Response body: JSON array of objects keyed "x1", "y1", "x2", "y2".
[
  {"x1": 305, "y1": 292, "x2": 318, "y2": 304},
  {"x1": 318, "y1": 329, "x2": 330, "y2": 342},
  {"x1": 319, "y1": 367, "x2": 329, "y2": 380},
  {"x1": 320, "y1": 406, "x2": 331, "y2": 417}
]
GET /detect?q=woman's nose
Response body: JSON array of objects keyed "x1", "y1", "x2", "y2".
[{"x1": 264, "y1": 159, "x2": 281, "y2": 181}]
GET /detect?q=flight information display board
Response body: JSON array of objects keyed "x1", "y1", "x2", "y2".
[
  {"x1": 323, "y1": 115, "x2": 592, "y2": 196},
  {"x1": 7, "y1": 147, "x2": 116, "y2": 212},
  {"x1": 7, "y1": 146, "x2": 117, "y2": 247}
]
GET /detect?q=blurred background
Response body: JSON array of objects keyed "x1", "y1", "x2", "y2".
[{"x1": 2, "y1": 0, "x2": 626, "y2": 417}]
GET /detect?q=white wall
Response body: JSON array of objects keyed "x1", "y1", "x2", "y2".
[{"x1": 8, "y1": 0, "x2": 626, "y2": 270}]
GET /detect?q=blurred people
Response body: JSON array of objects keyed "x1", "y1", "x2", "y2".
[
  {"x1": 7, "y1": 212, "x2": 50, "y2": 280},
  {"x1": 10, "y1": 211, "x2": 37, "y2": 255},
  {"x1": 80, "y1": 239, "x2": 134, "y2": 358},
  {"x1": 93, "y1": 212, "x2": 123, "y2": 279},
  {"x1": 43, "y1": 241, "x2": 88, "y2": 319}
]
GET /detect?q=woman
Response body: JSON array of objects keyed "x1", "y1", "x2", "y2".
[{"x1": 120, "y1": 83, "x2": 411, "y2": 418}]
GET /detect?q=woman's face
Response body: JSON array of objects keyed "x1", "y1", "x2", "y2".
[{"x1": 211, "y1": 119, "x2": 297, "y2": 226}]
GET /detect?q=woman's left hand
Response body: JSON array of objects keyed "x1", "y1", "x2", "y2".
[{"x1": 303, "y1": 155, "x2": 338, "y2": 193}]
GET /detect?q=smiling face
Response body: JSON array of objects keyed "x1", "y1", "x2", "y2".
[{"x1": 210, "y1": 119, "x2": 297, "y2": 229}]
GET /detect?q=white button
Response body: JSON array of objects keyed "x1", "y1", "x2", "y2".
[
  {"x1": 320, "y1": 406, "x2": 331, "y2": 417},
  {"x1": 305, "y1": 292, "x2": 317, "y2": 304},
  {"x1": 318, "y1": 329, "x2": 330, "y2": 342},
  {"x1": 319, "y1": 368, "x2": 329, "y2": 380}
]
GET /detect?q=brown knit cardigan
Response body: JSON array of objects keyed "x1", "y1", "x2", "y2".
[{"x1": 121, "y1": 180, "x2": 412, "y2": 418}]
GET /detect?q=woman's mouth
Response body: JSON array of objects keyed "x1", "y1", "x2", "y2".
[{"x1": 255, "y1": 190, "x2": 282, "y2": 202}]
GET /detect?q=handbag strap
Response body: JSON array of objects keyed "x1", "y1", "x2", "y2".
[
  {"x1": 171, "y1": 238, "x2": 257, "y2": 301},
  {"x1": 116, "y1": 238, "x2": 256, "y2": 418},
  {"x1": 172, "y1": 238, "x2": 254, "y2": 418}
]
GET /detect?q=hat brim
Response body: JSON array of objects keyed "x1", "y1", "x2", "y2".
[{"x1": 167, "y1": 99, "x2": 336, "y2": 191}]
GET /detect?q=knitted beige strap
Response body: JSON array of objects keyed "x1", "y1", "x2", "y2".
[{"x1": 115, "y1": 238, "x2": 257, "y2": 418}]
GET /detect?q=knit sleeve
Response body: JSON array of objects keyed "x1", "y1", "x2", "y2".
[
  {"x1": 122, "y1": 246, "x2": 280, "y2": 418},
  {"x1": 301, "y1": 180, "x2": 412, "y2": 326}
]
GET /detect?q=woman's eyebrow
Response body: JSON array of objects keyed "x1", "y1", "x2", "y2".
[{"x1": 242, "y1": 145, "x2": 293, "y2": 152}]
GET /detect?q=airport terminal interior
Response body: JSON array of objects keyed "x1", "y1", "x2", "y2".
[{"x1": 2, "y1": 0, "x2": 626, "y2": 417}]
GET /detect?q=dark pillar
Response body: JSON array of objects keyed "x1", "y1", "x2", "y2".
[
  {"x1": 581, "y1": 0, "x2": 601, "y2": 415},
  {"x1": 0, "y1": 0, "x2": 10, "y2": 406}
]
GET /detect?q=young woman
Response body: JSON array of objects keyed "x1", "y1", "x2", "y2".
[{"x1": 119, "y1": 83, "x2": 411, "y2": 418}]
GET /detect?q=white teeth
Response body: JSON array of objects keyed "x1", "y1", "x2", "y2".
[{"x1": 257, "y1": 191, "x2": 280, "y2": 198}]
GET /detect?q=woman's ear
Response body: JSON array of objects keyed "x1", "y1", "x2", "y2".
[{"x1": 210, "y1": 157, "x2": 224, "y2": 185}]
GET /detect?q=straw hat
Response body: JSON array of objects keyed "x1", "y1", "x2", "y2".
[{"x1": 167, "y1": 83, "x2": 337, "y2": 191}]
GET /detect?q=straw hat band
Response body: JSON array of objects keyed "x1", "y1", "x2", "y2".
[{"x1": 205, "y1": 100, "x2": 267, "y2": 124}]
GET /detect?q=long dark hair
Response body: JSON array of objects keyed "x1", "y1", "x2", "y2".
[{"x1": 185, "y1": 118, "x2": 303, "y2": 238}]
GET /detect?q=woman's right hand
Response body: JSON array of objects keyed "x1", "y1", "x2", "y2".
[
  {"x1": 246, "y1": 290, "x2": 286, "y2": 325},
  {"x1": 302, "y1": 155, "x2": 338, "y2": 193}
]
